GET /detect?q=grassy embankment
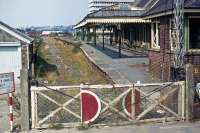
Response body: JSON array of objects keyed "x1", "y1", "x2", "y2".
[{"x1": 35, "y1": 37, "x2": 109, "y2": 85}]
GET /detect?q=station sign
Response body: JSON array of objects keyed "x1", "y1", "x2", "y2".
[{"x1": 0, "y1": 72, "x2": 15, "y2": 95}]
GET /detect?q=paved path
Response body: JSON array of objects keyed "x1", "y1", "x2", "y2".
[
  {"x1": 25, "y1": 121, "x2": 200, "y2": 133},
  {"x1": 81, "y1": 43, "x2": 155, "y2": 84},
  {"x1": 0, "y1": 95, "x2": 9, "y2": 133}
]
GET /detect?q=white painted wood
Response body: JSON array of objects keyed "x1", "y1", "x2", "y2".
[
  {"x1": 37, "y1": 92, "x2": 81, "y2": 125},
  {"x1": 182, "y1": 82, "x2": 186, "y2": 119},
  {"x1": 31, "y1": 81, "x2": 185, "y2": 128},
  {"x1": 0, "y1": 44, "x2": 21, "y2": 84},
  {"x1": 31, "y1": 82, "x2": 184, "y2": 91},
  {"x1": 0, "y1": 23, "x2": 32, "y2": 44},
  {"x1": 101, "y1": 99, "x2": 132, "y2": 121},
  {"x1": 131, "y1": 87, "x2": 135, "y2": 119},
  {"x1": 38, "y1": 108, "x2": 62, "y2": 125},
  {"x1": 101, "y1": 87, "x2": 132, "y2": 113},
  {"x1": 31, "y1": 91, "x2": 36, "y2": 128}
]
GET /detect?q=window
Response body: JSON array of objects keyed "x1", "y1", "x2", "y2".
[
  {"x1": 151, "y1": 22, "x2": 160, "y2": 49},
  {"x1": 189, "y1": 18, "x2": 200, "y2": 49},
  {"x1": 169, "y1": 19, "x2": 175, "y2": 50}
]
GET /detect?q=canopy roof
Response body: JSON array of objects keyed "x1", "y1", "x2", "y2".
[{"x1": 75, "y1": 0, "x2": 200, "y2": 29}]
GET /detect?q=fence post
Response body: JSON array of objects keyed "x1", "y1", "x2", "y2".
[
  {"x1": 80, "y1": 84, "x2": 84, "y2": 123},
  {"x1": 31, "y1": 89, "x2": 36, "y2": 129},
  {"x1": 185, "y1": 64, "x2": 194, "y2": 121},
  {"x1": 178, "y1": 82, "x2": 182, "y2": 118},
  {"x1": 20, "y1": 69, "x2": 30, "y2": 131}
]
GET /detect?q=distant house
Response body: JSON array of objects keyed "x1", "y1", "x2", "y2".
[
  {"x1": 89, "y1": 0, "x2": 135, "y2": 13},
  {"x1": 0, "y1": 21, "x2": 33, "y2": 84},
  {"x1": 41, "y1": 31, "x2": 63, "y2": 36}
]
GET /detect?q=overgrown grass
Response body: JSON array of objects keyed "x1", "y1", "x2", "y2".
[
  {"x1": 35, "y1": 40, "x2": 59, "y2": 84},
  {"x1": 35, "y1": 37, "x2": 109, "y2": 85}
]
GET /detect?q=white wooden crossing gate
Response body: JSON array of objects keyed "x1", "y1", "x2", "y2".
[{"x1": 31, "y1": 81, "x2": 186, "y2": 129}]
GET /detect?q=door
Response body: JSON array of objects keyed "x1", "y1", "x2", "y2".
[{"x1": 0, "y1": 45, "x2": 21, "y2": 83}]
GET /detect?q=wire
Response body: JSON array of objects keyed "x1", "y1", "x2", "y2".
[
  {"x1": 95, "y1": 82, "x2": 174, "y2": 123},
  {"x1": 37, "y1": 81, "x2": 80, "y2": 101}
]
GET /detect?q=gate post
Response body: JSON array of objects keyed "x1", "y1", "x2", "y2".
[
  {"x1": 20, "y1": 69, "x2": 31, "y2": 131},
  {"x1": 178, "y1": 81, "x2": 185, "y2": 120},
  {"x1": 185, "y1": 64, "x2": 194, "y2": 121}
]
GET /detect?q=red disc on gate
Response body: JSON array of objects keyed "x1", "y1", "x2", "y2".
[
  {"x1": 81, "y1": 90, "x2": 101, "y2": 123},
  {"x1": 123, "y1": 90, "x2": 140, "y2": 117},
  {"x1": 123, "y1": 91, "x2": 132, "y2": 116}
]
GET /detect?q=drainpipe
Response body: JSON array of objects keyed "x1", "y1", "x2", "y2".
[
  {"x1": 93, "y1": 27, "x2": 96, "y2": 46},
  {"x1": 118, "y1": 24, "x2": 122, "y2": 58},
  {"x1": 102, "y1": 25, "x2": 105, "y2": 50}
]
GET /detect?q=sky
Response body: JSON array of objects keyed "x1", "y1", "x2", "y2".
[{"x1": 0, "y1": 0, "x2": 88, "y2": 28}]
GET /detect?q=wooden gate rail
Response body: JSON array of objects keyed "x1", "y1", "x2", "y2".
[{"x1": 31, "y1": 81, "x2": 185, "y2": 129}]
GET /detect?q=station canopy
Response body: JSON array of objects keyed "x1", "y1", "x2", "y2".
[{"x1": 74, "y1": 3, "x2": 151, "y2": 29}]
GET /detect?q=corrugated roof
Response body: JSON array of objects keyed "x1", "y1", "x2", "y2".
[
  {"x1": 143, "y1": 0, "x2": 200, "y2": 16},
  {"x1": 143, "y1": 0, "x2": 173, "y2": 16},
  {"x1": 75, "y1": 0, "x2": 200, "y2": 28},
  {"x1": 0, "y1": 21, "x2": 33, "y2": 43},
  {"x1": 87, "y1": 3, "x2": 145, "y2": 18},
  {"x1": 88, "y1": 10, "x2": 145, "y2": 18}
]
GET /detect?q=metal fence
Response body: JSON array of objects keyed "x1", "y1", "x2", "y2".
[{"x1": 31, "y1": 81, "x2": 185, "y2": 129}]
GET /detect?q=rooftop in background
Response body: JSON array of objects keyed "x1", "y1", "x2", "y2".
[
  {"x1": 87, "y1": 3, "x2": 145, "y2": 18},
  {"x1": 89, "y1": 0, "x2": 136, "y2": 13}
]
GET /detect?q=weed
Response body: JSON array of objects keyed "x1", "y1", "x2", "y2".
[
  {"x1": 49, "y1": 123, "x2": 64, "y2": 130},
  {"x1": 78, "y1": 123, "x2": 90, "y2": 130}
]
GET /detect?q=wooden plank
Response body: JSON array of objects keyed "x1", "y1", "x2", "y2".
[
  {"x1": 185, "y1": 64, "x2": 194, "y2": 121},
  {"x1": 38, "y1": 92, "x2": 61, "y2": 106},
  {"x1": 63, "y1": 93, "x2": 80, "y2": 107},
  {"x1": 101, "y1": 87, "x2": 132, "y2": 113},
  {"x1": 131, "y1": 87, "x2": 135, "y2": 119},
  {"x1": 31, "y1": 82, "x2": 184, "y2": 91},
  {"x1": 136, "y1": 86, "x2": 179, "y2": 120},
  {"x1": 20, "y1": 69, "x2": 30, "y2": 131},
  {"x1": 31, "y1": 81, "x2": 185, "y2": 127},
  {"x1": 136, "y1": 103, "x2": 157, "y2": 121},
  {"x1": 38, "y1": 92, "x2": 81, "y2": 122},
  {"x1": 101, "y1": 100, "x2": 132, "y2": 121},
  {"x1": 159, "y1": 104, "x2": 179, "y2": 117},
  {"x1": 38, "y1": 108, "x2": 62, "y2": 125},
  {"x1": 182, "y1": 82, "x2": 186, "y2": 119},
  {"x1": 35, "y1": 93, "x2": 38, "y2": 128},
  {"x1": 31, "y1": 86, "x2": 80, "y2": 91},
  {"x1": 63, "y1": 107, "x2": 81, "y2": 119},
  {"x1": 178, "y1": 84, "x2": 182, "y2": 117},
  {"x1": 31, "y1": 91, "x2": 36, "y2": 129}
]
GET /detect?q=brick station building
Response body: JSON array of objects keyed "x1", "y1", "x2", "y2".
[
  {"x1": 75, "y1": 0, "x2": 200, "y2": 85},
  {"x1": 143, "y1": 0, "x2": 200, "y2": 84}
]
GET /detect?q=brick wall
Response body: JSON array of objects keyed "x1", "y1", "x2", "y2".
[
  {"x1": 150, "y1": 16, "x2": 200, "y2": 83},
  {"x1": 149, "y1": 50, "x2": 174, "y2": 81},
  {"x1": 149, "y1": 17, "x2": 173, "y2": 82}
]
